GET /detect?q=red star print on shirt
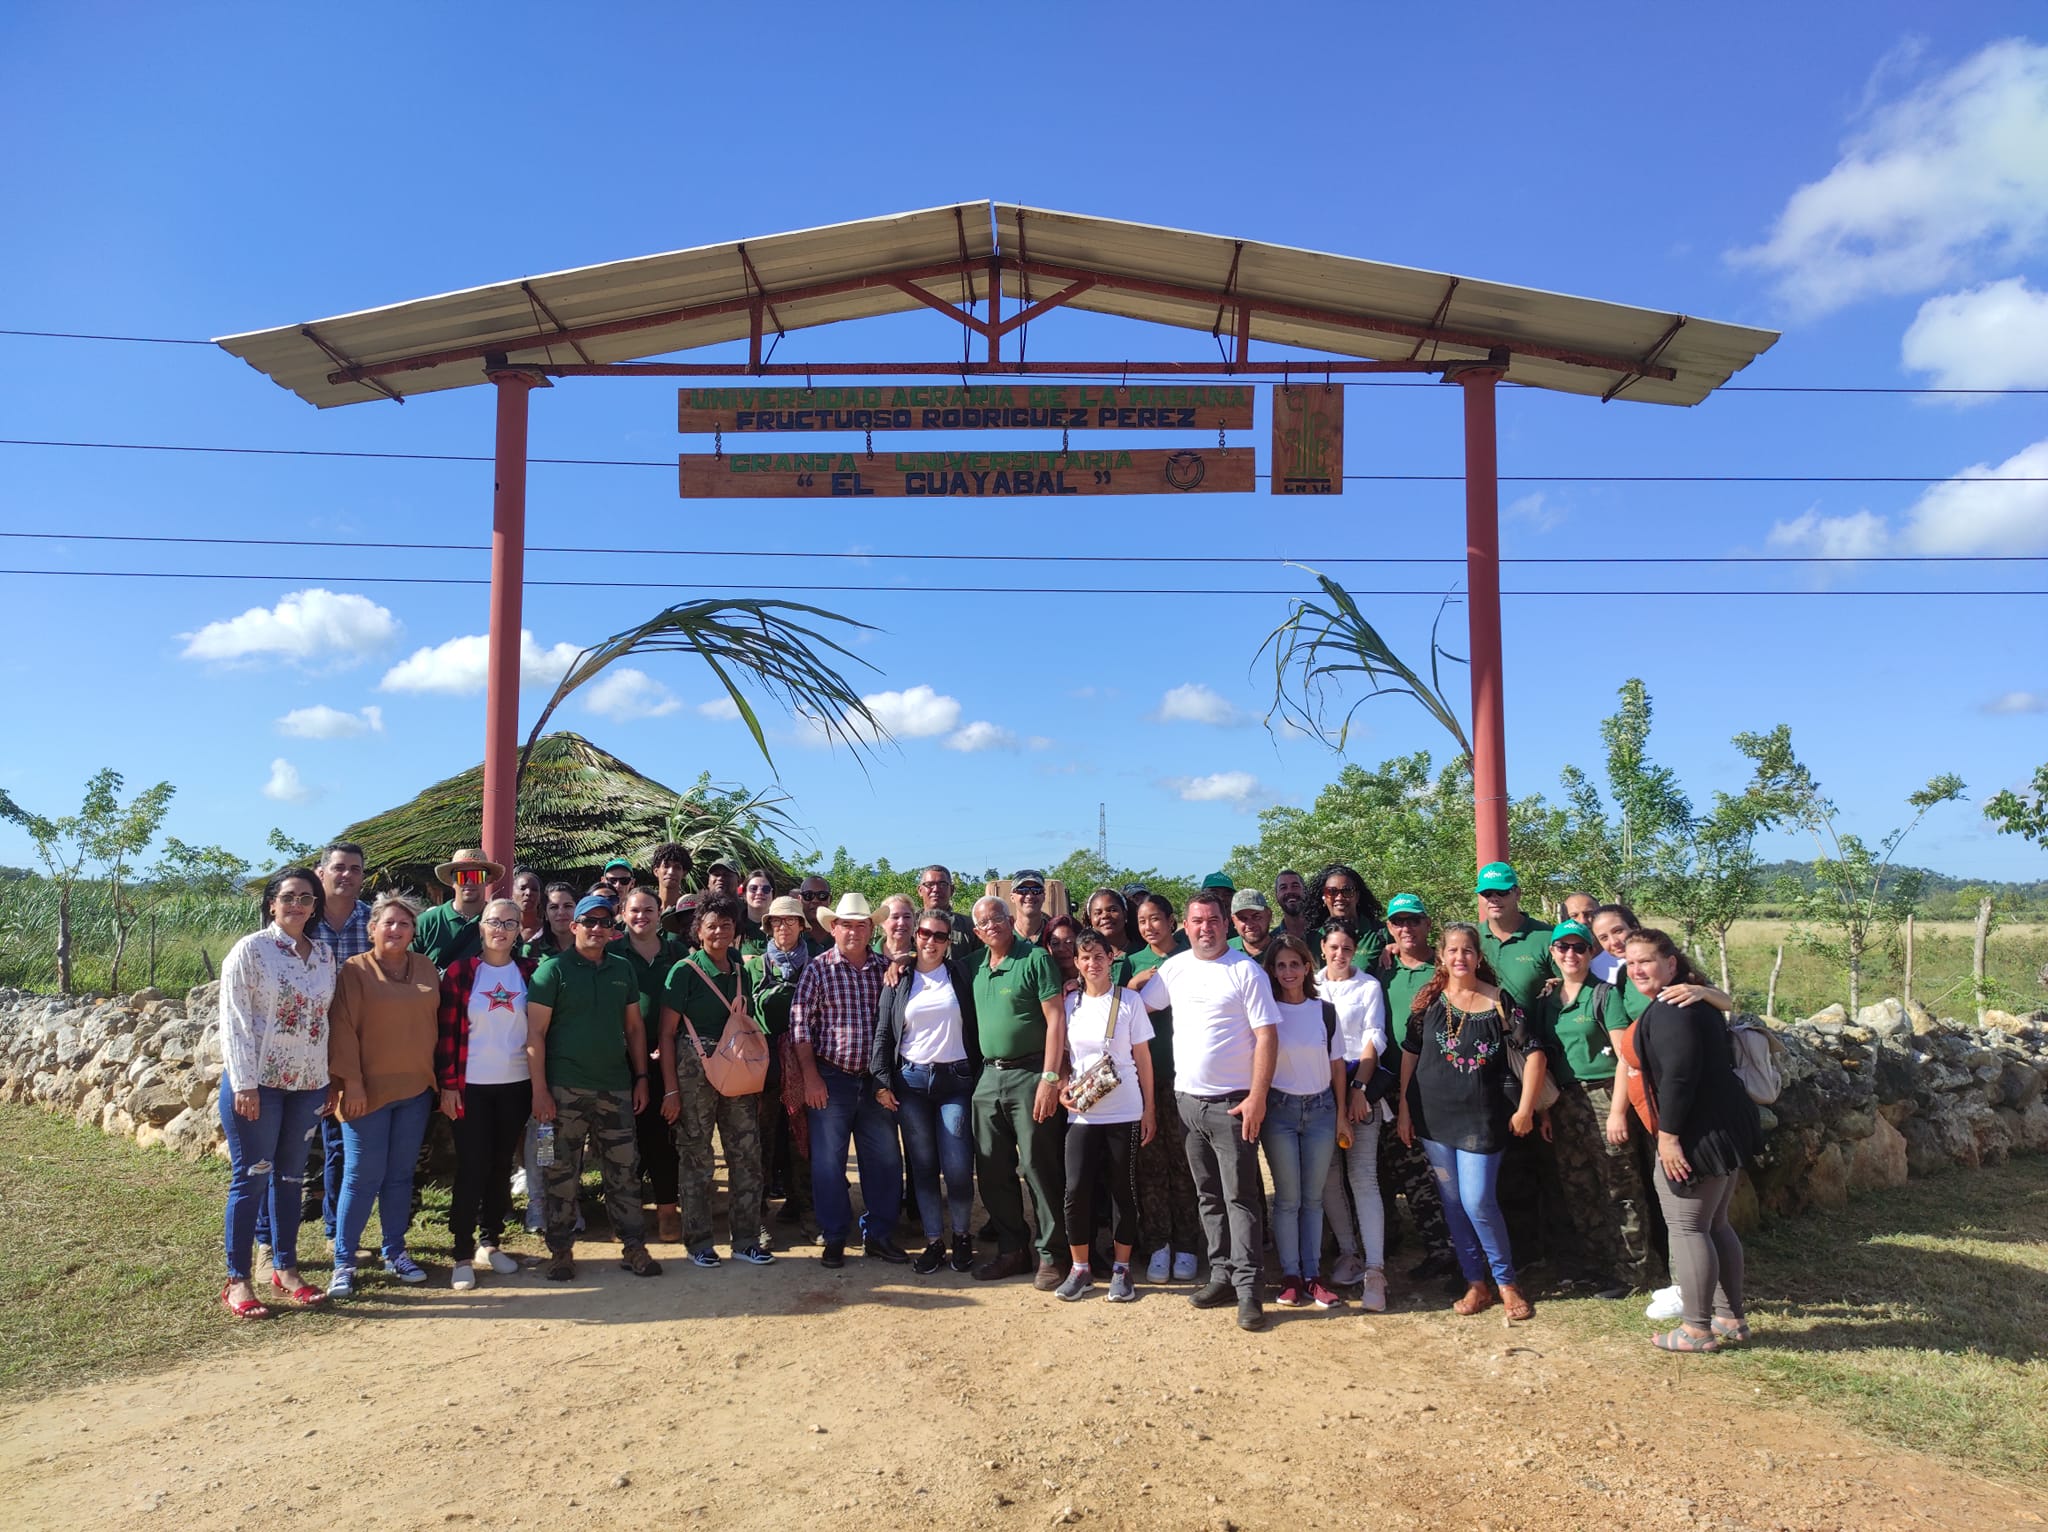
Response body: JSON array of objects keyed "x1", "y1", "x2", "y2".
[{"x1": 483, "y1": 983, "x2": 517, "y2": 1013}]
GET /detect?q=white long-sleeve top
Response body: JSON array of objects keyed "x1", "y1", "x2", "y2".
[
  {"x1": 218, "y1": 923, "x2": 337, "y2": 1092},
  {"x1": 1322, "y1": 968, "x2": 1390, "y2": 1062}
]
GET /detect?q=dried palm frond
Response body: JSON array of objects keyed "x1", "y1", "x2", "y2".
[{"x1": 1258, "y1": 564, "x2": 1472, "y2": 756}]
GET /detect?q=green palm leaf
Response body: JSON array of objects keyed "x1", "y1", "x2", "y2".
[{"x1": 1258, "y1": 564, "x2": 1472, "y2": 756}]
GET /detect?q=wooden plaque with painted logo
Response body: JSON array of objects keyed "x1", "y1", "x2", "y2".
[{"x1": 1270, "y1": 385, "x2": 1344, "y2": 494}]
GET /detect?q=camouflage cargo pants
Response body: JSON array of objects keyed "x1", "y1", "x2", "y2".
[
  {"x1": 1547, "y1": 1079, "x2": 1652, "y2": 1289},
  {"x1": 1378, "y1": 1118, "x2": 1450, "y2": 1258},
  {"x1": 1135, "y1": 1088, "x2": 1200, "y2": 1254},
  {"x1": 543, "y1": 1086, "x2": 646, "y2": 1252},
  {"x1": 672, "y1": 1065, "x2": 764, "y2": 1254}
]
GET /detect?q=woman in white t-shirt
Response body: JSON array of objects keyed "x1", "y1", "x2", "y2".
[
  {"x1": 1260, "y1": 933, "x2": 1346, "y2": 1310},
  {"x1": 1054, "y1": 930, "x2": 1156, "y2": 1303},
  {"x1": 1315, "y1": 920, "x2": 1394, "y2": 1311},
  {"x1": 435, "y1": 897, "x2": 536, "y2": 1291}
]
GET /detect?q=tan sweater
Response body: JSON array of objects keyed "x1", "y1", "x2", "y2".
[{"x1": 329, "y1": 951, "x2": 440, "y2": 1118}]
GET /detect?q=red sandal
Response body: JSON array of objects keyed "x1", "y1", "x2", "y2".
[
  {"x1": 270, "y1": 1271, "x2": 328, "y2": 1307},
  {"x1": 222, "y1": 1282, "x2": 272, "y2": 1320}
]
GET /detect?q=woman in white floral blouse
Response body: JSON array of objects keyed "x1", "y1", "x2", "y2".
[{"x1": 217, "y1": 866, "x2": 337, "y2": 1318}]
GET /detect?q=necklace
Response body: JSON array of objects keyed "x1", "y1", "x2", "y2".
[{"x1": 370, "y1": 951, "x2": 409, "y2": 984}]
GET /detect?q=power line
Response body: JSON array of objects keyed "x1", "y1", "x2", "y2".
[
  {"x1": 1, "y1": 529, "x2": 2042, "y2": 566},
  {"x1": 0, "y1": 567, "x2": 2038, "y2": 597},
  {"x1": 4, "y1": 328, "x2": 2045, "y2": 395},
  {"x1": 2, "y1": 437, "x2": 2041, "y2": 484}
]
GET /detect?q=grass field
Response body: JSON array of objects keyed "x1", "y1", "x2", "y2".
[{"x1": 1662, "y1": 916, "x2": 2048, "y2": 1020}]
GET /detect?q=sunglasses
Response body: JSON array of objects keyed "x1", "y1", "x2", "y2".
[
  {"x1": 800, "y1": 890, "x2": 829, "y2": 901},
  {"x1": 1554, "y1": 940, "x2": 1592, "y2": 955},
  {"x1": 452, "y1": 868, "x2": 490, "y2": 885},
  {"x1": 274, "y1": 891, "x2": 318, "y2": 906},
  {"x1": 1389, "y1": 914, "x2": 1426, "y2": 926},
  {"x1": 575, "y1": 916, "x2": 615, "y2": 930},
  {"x1": 915, "y1": 928, "x2": 951, "y2": 941}
]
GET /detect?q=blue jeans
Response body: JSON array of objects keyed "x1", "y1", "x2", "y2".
[
  {"x1": 1421, "y1": 1138, "x2": 1516, "y2": 1286},
  {"x1": 1262, "y1": 1087, "x2": 1338, "y2": 1280},
  {"x1": 251, "y1": 1110, "x2": 339, "y2": 1247},
  {"x1": 334, "y1": 1090, "x2": 434, "y2": 1269},
  {"x1": 219, "y1": 1081, "x2": 326, "y2": 1280},
  {"x1": 896, "y1": 1060, "x2": 975, "y2": 1242},
  {"x1": 806, "y1": 1062, "x2": 903, "y2": 1244}
]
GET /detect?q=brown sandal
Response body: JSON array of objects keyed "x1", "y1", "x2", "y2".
[
  {"x1": 1452, "y1": 1281, "x2": 1497, "y2": 1316},
  {"x1": 1498, "y1": 1283, "x2": 1534, "y2": 1321}
]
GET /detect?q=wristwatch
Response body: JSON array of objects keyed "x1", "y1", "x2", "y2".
[{"x1": 1040, "y1": 1070, "x2": 1060, "y2": 1084}]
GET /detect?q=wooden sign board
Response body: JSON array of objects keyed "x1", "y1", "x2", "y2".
[
  {"x1": 678, "y1": 384, "x2": 1255, "y2": 434},
  {"x1": 1270, "y1": 384, "x2": 1344, "y2": 494},
  {"x1": 678, "y1": 447, "x2": 1255, "y2": 499}
]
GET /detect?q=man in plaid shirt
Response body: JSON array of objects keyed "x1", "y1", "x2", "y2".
[{"x1": 790, "y1": 893, "x2": 906, "y2": 1269}]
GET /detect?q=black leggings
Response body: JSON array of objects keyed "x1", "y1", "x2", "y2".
[
  {"x1": 449, "y1": 1080, "x2": 530, "y2": 1260},
  {"x1": 1062, "y1": 1120, "x2": 1142, "y2": 1251}
]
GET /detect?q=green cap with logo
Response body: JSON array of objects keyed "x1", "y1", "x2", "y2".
[
  {"x1": 1475, "y1": 861, "x2": 1518, "y2": 893},
  {"x1": 1201, "y1": 872, "x2": 1236, "y2": 891},
  {"x1": 1550, "y1": 919, "x2": 1593, "y2": 946},
  {"x1": 1386, "y1": 892, "x2": 1427, "y2": 918}
]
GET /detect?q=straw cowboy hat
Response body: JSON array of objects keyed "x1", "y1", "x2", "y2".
[
  {"x1": 826, "y1": 892, "x2": 875, "y2": 923},
  {"x1": 433, "y1": 847, "x2": 506, "y2": 883}
]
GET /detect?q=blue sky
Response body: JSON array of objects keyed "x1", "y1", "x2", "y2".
[{"x1": 1, "y1": 3, "x2": 2044, "y2": 883}]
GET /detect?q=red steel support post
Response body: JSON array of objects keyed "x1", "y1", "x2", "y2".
[
  {"x1": 1456, "y1": 364, "x2": 1510, "y2": 870},
  {"x1": 482, "y1": 367, "x2": 544, "y2": 891}
]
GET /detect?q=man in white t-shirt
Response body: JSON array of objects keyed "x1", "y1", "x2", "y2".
[{"x1": 1134, "y1": 889, "x2": 1279, "y2": 1331}]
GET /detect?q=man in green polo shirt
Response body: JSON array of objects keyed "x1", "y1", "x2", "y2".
[
  {"x1": 1376, "y1": 892, "x2": 1454, "y2": 1278},
  {"x1": 967, "y1": 893, "x2": 1068, "y2": 1288},
  {"x1": 1476, "y1": 861, "x2": 1555, "y2": 1013},
  {"x1": 413, "y1": 847, "x2": 495, "y2": 969},
  {"x1": 528, "y1": 894, "x2": 662, "y2": 1282}
]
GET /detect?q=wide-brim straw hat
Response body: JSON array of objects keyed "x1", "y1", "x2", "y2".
[{"x1": 434, "y1": 847, "x2": 506, "y2": 883}]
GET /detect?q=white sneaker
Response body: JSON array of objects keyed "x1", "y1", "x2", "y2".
[
  {"x1": 1330, "y1": 1252, "x2": 1367, "y2": 1287},
  {"x1": 479, "y1": 1245, "x2": 519, "y2": 1275},
  {"x1": 1361, "y1": 1267, "x2": 1388, "y2": 1313},
  {"x1": 1146, "y1": 1246, "x2": 1171, "y2": 1283},
  {"x1": 1644, "y1": 1284, "x2": 1683, "y2": 1321},
  {"x1": 450, "y1": 1263, "x2": 477, "y2": 1291},
  {"x1": 1172, "y1": 1250, "x2": 1199, "y2": 1282},
  {"x1": 510, "y1": 1168, "x2": 529, "y2": 1199}
]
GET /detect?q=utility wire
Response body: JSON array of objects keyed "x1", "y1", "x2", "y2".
[
  {"x1": 1, "y1": 437, "x2": 2040, "y2": 484},
  {"x1": 0, "y1": 530, "x2": 2040, "y2": 566},
  {"x1": 0, "y1": 568, "x2": 2037, "y2": 597},
  {"x1": 3, "y1": 329, "x2": 2044, "y2": 395}
]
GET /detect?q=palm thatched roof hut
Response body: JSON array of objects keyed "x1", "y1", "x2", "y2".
[{"x1": 335, "y1": 732, "x2": 799, "y2": 895}]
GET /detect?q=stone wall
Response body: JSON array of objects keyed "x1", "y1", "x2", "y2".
[{"x1": 1, "y1": 985, "x2": 2044, "y2": 1219}]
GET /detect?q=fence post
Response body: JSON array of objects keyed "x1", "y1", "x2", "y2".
[
  {"x1": 1766, "y1": 941, "x2": 1784, "y2": 1019},
  {"x1": 1973, "y1": 896, "x2": 1992, "y2": 1024},
  {"x1": 1903, "y1": 913, "x2": 1914, "y2": 1008}
]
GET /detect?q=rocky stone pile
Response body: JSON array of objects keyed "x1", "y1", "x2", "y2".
[{"x1": 1, "y1": 986, "x2": 2043, "y2": 1220}]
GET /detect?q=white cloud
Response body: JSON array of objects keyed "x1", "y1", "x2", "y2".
[
  {"x1": 944, "y1": 721, "x2": 1019, "y2": 753},
  {"x1": 1902, "y1": 277, "x2": 2048, "y2": 390},
  {"x1": 1765, "y1": 507, "x2": 1893, "y2": 559},
  {"x1": 1153, "y1": 682, "x2": 1251, "y2": 727},
  {"x1": 1026, "y1": 735, "x2": 1053, "y2": 751},
  {"x1": 1730, "y1": 39, "x2": 2048, "y2": 313},
  {"x1": 276, "y1": 704, "x2": 384, "y2": 739},
  {"x1": 583, "y1": 667, "x2": 680, "y2": 721},
  {"x1": 1766, "y1": 438, "x2": 2048, "y2": 557},
  {"x1": 697, "y1": 696, "x2": 743, "y2": 721},
  {"x1": 261, "y1": 758, "x2": 311, "y2": 803},
  {"x1": 181, "y1": 588, "x2": 398, "y2": 666},
  {"x1": 1504, "y1": 491, "x2": 1565, "y2": 533},
  {"x1": 861, "y1": 684, "x2": 962, "y2": 739},
  {"x1": 378, "y1": 630, "x2": 581, "y2": 695},
  {"x1": 1984, "y1": 690, "x2": 2045, "y2": 714},
  {"x1": 1165, "y1": 770, "x2": 1266, "y2": 805}
]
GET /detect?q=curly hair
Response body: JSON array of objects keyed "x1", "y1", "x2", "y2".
[
  {"x1": 1411, "y1": 921, "x2": 1504, "y2": 1017},
  {"x1": 1304, "y1": 863, "x2": 1384, "y2": 934}
]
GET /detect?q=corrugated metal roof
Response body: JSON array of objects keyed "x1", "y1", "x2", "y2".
[{"x1": 216, "y1": 200, "x2": 1775, "y2": 409}]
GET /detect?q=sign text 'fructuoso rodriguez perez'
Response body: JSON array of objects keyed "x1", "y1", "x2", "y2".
[
  {"x1": 677, "y1": 384, "x2": 1255, "y2": 434},
  {"x1": 677, "y1": 448, "x2": 1253, "y2": 498}
]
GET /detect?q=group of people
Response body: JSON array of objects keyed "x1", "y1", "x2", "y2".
[{"x1": 215, "y1": 842, "x2": 1762, "y2": 1351}]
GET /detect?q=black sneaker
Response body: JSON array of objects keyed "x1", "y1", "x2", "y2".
[
  {"x1": 732, "y1": 1243, "x2": 775, "y2": 1266},
  {"x1": 912, "y1": 1240, "x2": 947, "y2": 1275},
  {"x1": 949, "y1": 1235, "x2": 975, "y2": 1273},
  {"x1": 690, "y1": 1247, "x2": 721, "y2": 1268},
  {"x1": 863, "y1": 1237, "x2": 911, "y2": 1264},
  {"x1": 820, "y1": 1242, "x2": 845, "y2": 1269},
  {"x1": 1236, "y1": 1293, "x2": 1267, "y2": 1331},
  {"x1": 1188, "y1": 1279, "x2": 1234, "y2": 1309}
]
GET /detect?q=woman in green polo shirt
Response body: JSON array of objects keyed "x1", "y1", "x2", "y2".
[{"x1": 619, "y1": 887, "x2": 690, "y2": 1247}]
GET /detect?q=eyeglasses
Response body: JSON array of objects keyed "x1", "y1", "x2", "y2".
[
  {"x1": 482, "y1": 917, "x2": 520, "y2": 931},
  {"x1": 1554, "y1": 940, "x2": 1592, "y2": 955},
  {"x1": 915, "y1": 928, "x2": 951, "y2": 941},
  {"x1": 972, "y1": 915, "x2": 1011, "y2": 930},
  {"x1": 274, "y1": 892, "x2": 318, "y2": 906}
]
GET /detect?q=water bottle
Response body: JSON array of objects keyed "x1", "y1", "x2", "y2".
[{"x1": 535, "y1": 1121, "x2": 556, "y2": 1167}]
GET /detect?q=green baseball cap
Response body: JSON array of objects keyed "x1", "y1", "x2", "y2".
[
  {"x1": 1385, "y1": 892, "x2": 1427, "y2": 918},
  {"x1": 1551, "y1": 919, "x2": 1593, "y2": 946},
  {"x1": 1475, "y1": 861, "x2": 1518, "y2": 893},
  {"x1": 1201, "y1": 872, "x2": 1236, "y2": 891},
  {"x1": 602, "y1": 856, "x2": 634, "y2": 872}
]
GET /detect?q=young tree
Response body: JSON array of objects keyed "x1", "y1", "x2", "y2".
[
  {"x1": 1, "y1": 770, "x2": 172, "y2": 995},
  {"x1": 1984, "y1": 762, "x2": 2048, "y2": 850},
  {"x1": 1737, "y1": 725, "x2": 1964, "y2": 1013},
  {"x1": 266, "y1": 827, "x2": 319, "y2": 867},
  {"x1": 91, "y1": 778, "x2": 176, "y2": 993},
  {"x1": 1599, "y1": 679, "x2": 1692, "y2": 903},
  {"x1": 1648, "y1": 788, "x2": 1782, "y2": 994},
  {"x1": 142, "y1": 837, "x2": 251, "y2": 986}
]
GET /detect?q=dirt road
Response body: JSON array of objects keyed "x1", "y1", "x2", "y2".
[{"x1": 1, "y1": 1246, "x2": 2035, "y2": 1531}]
